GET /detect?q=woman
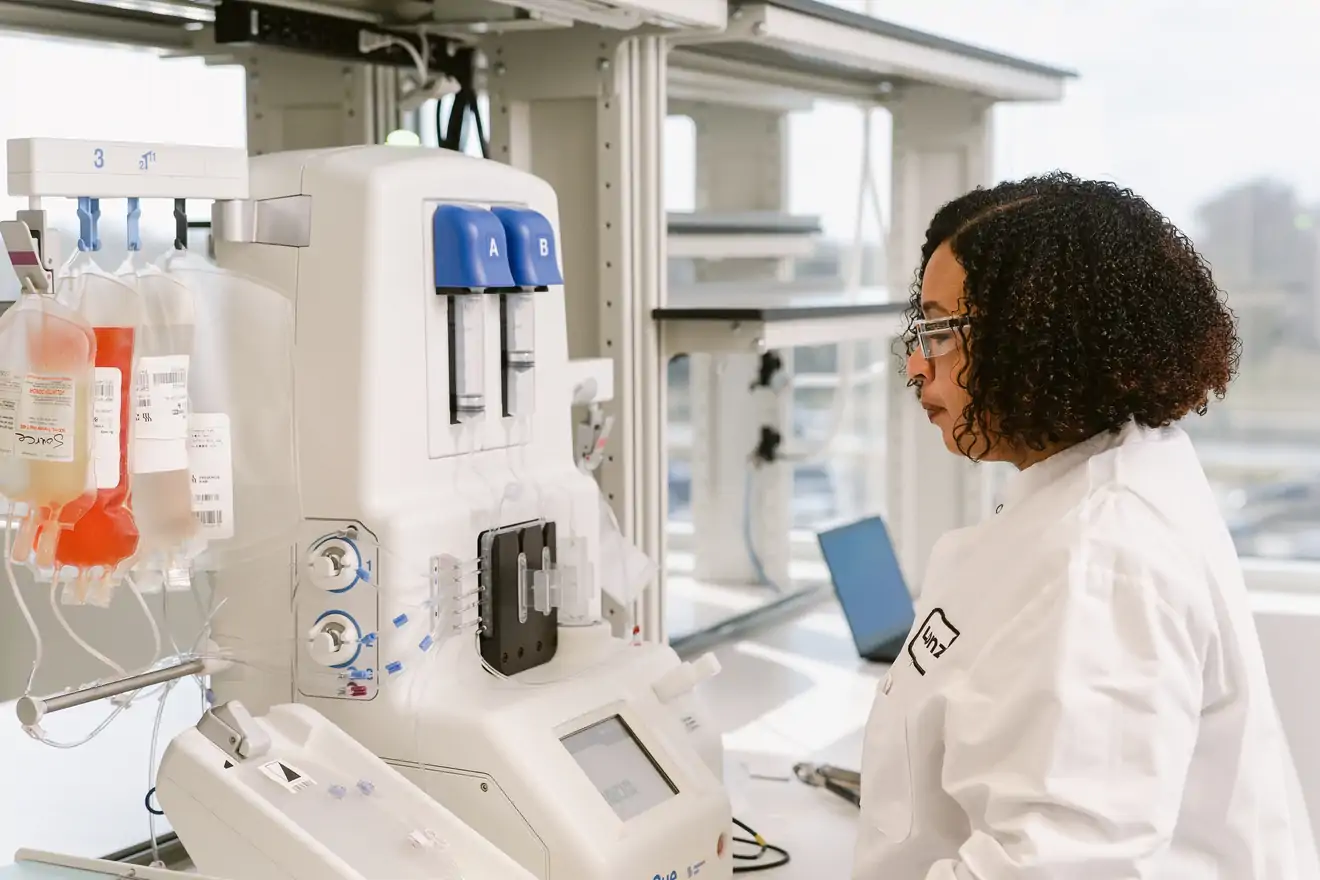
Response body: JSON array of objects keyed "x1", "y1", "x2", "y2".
[{"x1": 855, "y1": 172, "x2": 1319, "y2": 878}]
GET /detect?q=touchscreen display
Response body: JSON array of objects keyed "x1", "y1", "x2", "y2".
[{"x1": 560, "y1": 715, "x2": 677, "y2": 821}]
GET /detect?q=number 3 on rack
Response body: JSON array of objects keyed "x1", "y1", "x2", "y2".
[{"x1": 93, "y1": 148, "x2": 104, "y2": 169}]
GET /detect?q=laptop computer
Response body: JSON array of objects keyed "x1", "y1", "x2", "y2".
[{"x1": 816, "y1": 515, "x2": 916, "y2": 664}]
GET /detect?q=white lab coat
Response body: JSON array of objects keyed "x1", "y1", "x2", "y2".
[{"x1": 854, "y1": 421, "x2": 1320, "y2": 879}]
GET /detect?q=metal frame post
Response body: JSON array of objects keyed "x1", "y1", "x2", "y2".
[
  {"x1": 484, "y1": 27, "x2": 668, "y2": 641},
  {"x1": 679, "y1": 102, "x2": 795, "y2": 589},
  {"x1": 885, "y1": 84, "x2": 996, "y2": 594}
]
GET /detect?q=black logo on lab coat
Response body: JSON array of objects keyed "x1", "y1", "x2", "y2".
[{"x1": 908, "y1": 608, "x2": 959, "y2": 675}]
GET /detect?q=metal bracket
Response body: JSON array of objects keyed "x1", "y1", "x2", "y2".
[
  {"x1": 197, "y1": 701, "x2": 272, "y2": 762},
  {"x1": 212, "y1": 195, "x2": 312, "y2": 247},
  {"x1": 0, "y1": 217, "x2": 50, "y2": 295},
  {"x1": 484, "y1": 26, "x2": 631, "y2": 101},
  {"x1": 213, "y1": 0, "x2": 471, "y2": 79}
]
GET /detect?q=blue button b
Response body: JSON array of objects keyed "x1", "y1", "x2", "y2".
[{"x1": 491, "y1": 206, "x2": 563, "y2": 288}]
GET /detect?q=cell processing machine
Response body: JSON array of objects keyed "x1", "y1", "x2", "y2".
[{"x1": 200, "y1": 145, "x2": 734, "y2": 879}]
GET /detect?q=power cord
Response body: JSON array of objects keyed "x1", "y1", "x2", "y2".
[{"x1": 732, "y1": 816, "x2": 790, "y2": 873}]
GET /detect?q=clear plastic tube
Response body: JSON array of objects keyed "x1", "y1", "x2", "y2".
[
  {"x1": 125, "y1": 573, "x2": 165, "y2": 667},
  {"x1": 4, "y1": 504, "x2": 44, "y2": 692},
  {"x1": 48, "y1": 579, "x2": 125, "y2": 676},
  {"x1": 147, "y1": 676, "x2": 177, "y2": 867}
]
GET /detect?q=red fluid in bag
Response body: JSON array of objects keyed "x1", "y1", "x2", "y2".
[{"x1": 54, "y1": 325, "x2": 140, "y2": 577}]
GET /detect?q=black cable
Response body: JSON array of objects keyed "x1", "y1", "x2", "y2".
[
  {"x1": 440, "y1": 91, "x2": 465, "y2": 152},
  {"x1": 444, "y1": 86, "x2": 490, "y2": 158},
  {"x1": 144, "y1": 787, "x2": 164, "y2": 817},
  {"x1": 731, "y1": 816, "x2": 790, "y2": 873},
  {"x1": 434, "y1": 48, "x2": 487, "y2": 158}
]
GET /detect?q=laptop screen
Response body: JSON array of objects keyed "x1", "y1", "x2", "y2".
[{"x1": 816, "y1": 516, "x2": 916, "y2": 659}]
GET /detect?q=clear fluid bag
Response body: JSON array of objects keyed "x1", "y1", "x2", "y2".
[
  {"x1": 161, "y1": 250, "x2": 301, "y2": 570},
  {"x1": 0, "y1": 288, "x2": 98, "y2": 568},
  {"x1": 118, "y1": 252, "x2": 198, "y2": 584}
]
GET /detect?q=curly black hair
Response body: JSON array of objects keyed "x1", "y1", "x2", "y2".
[{"x1": 905, "y1": 171, "x2": 1241, "y2": 462}]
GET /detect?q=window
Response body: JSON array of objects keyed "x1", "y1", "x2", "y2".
[
  {"x1": 665, "y1": 2, "x2": 1320, "y2": 643},
  {"x1": 0, "y1": 32, "x2": 246, "y2": 865},
  {"x1": 849, "y1": 0, "x2": 1320, "y2": 568},
  {"x1": 665, "y1": 116, "x2": 697, "y2": 525},
  {"x1": 664, "y1": 100, "x2": 890, "y2": 640}
]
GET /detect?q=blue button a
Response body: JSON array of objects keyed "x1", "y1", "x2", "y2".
[
  {"x1": 433, "y1": 204, "x2": 514, "y2": 289},
  {"x1": 492, "y1": 206, "x2": 564, "y2": 288}
]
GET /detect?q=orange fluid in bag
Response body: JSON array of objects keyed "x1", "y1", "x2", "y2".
[{"x1": 53, "y1": 325, "x2": 139, "y2": 588}]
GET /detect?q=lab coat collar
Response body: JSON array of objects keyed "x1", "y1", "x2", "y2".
[{"x1": 997, "y1": 422, "x2": 1132, "y2": 513}]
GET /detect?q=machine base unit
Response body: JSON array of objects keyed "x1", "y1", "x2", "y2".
[
  {"x1": 380, "y1": 628, "x2": 735, "y2": 880},
  {"x1": 156, "y1": 701, "x2": 537, "y2": 880}
]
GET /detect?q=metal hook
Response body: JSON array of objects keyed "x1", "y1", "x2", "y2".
[{"x1": 126, "y1": 197, "x2": 141, "y2": 252}]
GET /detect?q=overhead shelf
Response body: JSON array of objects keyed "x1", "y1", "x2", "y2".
[
  {"x1": 479, "y1": 0, "x2": 726, "y2": 30},
  {"x1": 655, "y1": 282, "x2": 907, "y2": 353},
  {"x1": 0, "y1": 0, "x2": 200, "y2": 49},
  {"x1": 0, "y1": 0, "x2": 727, "y2": 50},
  {"x1": 670, "y1": 0, "x2": 1076, "y2": 103},
  {"x1": 667, "y1": 211, "x2": 822, "y2": 260}
]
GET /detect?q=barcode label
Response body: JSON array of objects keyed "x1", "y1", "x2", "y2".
[
  {"x1": 152, "y1": 369, "x2": 187, "y2": 386},
  {"x1": 135, "y1": 355, "x2": 189, "y2": 442},
  {"x1": 189, "y1": 412, "x2": 233, "y2": 540},
  {"x1": 0, "y1": 369, "x2": 18, "y2": 457},
  {"x1": 194, "y1": 509, "x2": 224, "y2": 526},
  {"x1": 134, "y1": 369, "x2": 151, "y2": 409},
  {"x1": 92, "y1": 367, "x2": 122, "y2": 490}
]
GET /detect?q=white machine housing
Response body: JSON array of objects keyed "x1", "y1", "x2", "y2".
[
  {"x1": 155, "y1": 701, "x2": 536, "y2": 880},
  {"x1": 208, "y1": 146, "x2": 732, "y2": 880}
]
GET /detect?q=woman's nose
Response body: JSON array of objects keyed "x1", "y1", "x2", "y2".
[{"x1": 907, "y1": 348, "x2": 932, "y2": 383}]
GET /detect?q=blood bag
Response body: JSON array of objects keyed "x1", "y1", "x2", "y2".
[
  {"x1": 0, "y1": 290, "x2": 97, "y2": 567},
  {"x1": 51, "y1": 252, "x2": 143, "y2": 605}
]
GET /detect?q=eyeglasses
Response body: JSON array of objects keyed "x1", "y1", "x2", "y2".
[{"x1": 904, "y1": 316, "x2": 970, "y2": 359}]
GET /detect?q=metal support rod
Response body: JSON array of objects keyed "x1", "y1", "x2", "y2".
[{"x1": 16, "y1": 657, "x2": 209, "y2": 727}]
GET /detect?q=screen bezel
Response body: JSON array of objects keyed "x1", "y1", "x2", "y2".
[{"x1": 559, "y1": 713, "x2": 679, "y2": 820}]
